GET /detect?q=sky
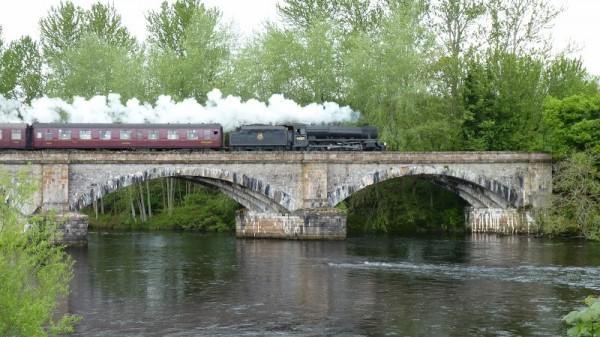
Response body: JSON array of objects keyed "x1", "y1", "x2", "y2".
[{"x1": 0, "y1": 0, "x2": 598, "y2": 75}]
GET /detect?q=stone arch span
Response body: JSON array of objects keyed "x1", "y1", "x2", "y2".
[
  {"x1": 69, "y1": 166, "x2": 295, "y2": 213},
  {"x1": 329, "y1": 165, "x2": 523, "y2": 209}
]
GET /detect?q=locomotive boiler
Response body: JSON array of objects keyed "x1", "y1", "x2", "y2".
[{"x1": 228, "y1": 124, "x2": 386, "y2": 151}]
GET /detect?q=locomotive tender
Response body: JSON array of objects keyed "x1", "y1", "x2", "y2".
[{"x1": 0, "y1": 122, "x2": 386, "y2": 152}]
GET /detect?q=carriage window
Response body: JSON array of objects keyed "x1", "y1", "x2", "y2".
[
  {"x1": 45, "y1": 130, "x2": 52, "y2": 140},
  {"x1": 58, "y1": 130, "x2": 71, "y2": 140},
  {"x1": 79, "y1": 130, "x2": 92, "y2": 140},
  {"x1": 100, "y1": 131, "x2": 111, "y2": 140},
  {"x1": 187, "y1": 130, "x2": 199, "y2": 140},
  {"x1": 148, "y1": 130, "x2": 159, "y2": 140},
  {"x1": 0, "y1": 130, "x2": 3, "y2": 139},
  {"x1": 120, "y1": 130, "x2": 132, "y2": 140},
  {"x1": 136, "y1": 131, "x2": 143, "y2": 140},
  {"x1": 11, "y1": 129, "x2": 22, "y2": 140},
  {"x1": 213, "y1": 130, "x2": 219, "y2": 139},
  {"x1": 168, "y1": 130, "x2": 179, "y2": 140},
  {"x1": 203, "y1": 130, "x2": 211, "y2": 140}
]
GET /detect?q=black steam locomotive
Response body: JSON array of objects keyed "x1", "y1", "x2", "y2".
[
  {"x1": 0, "y1": 122, "x2": 386, "y2": 152},
  {"x1": 229, "y1": 124, "x2": 386, "y2": 151}
]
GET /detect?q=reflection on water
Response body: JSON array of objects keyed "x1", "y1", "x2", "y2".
[{"x1": 65, "y1": 232, "x2": 600, "y2": 336}]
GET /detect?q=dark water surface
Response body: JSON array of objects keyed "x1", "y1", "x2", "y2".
[{"x1": 65, "y1": 232, "x2": 600, "y2": 336}]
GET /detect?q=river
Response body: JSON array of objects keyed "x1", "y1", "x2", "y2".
[{"x1": 64, "y1": 232, "x2": 600, "y2": 336}]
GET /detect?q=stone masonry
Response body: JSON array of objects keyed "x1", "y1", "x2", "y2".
[{"x1": 0, "y1": 151, "x2": 552, "y2": 243}]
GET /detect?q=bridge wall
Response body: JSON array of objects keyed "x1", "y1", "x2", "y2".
[{"x1": 0, "y1": 151, "x2": 552, "y2": 242}]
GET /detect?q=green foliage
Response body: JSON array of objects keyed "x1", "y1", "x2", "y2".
[
  {"x1": 85, "y1": 179, "x2": 241, "y2": 232},
  {"x1": 84, "y1": 2, "x2": 136, "y2": 48},
  {"x1": 461, "y1": 52, "x2": 547, "y2": 151},
  {"x1": 345, "y1": 177, "x2": 467, "y2": 235},
  {"x1": 146, "y1": 1, "x2": 232, "y2": 102},
  {"x1": 233, "y1": 21, "x2": 345, "y2": 104},
  {"x1": 58, "y1": 33, "x2": 145, "y2": 101},
  {"x1": 146, "y1": 0, "x2": 210, "y2": 56},
  {"x1": 40, "y1": 1, "x2": 140, "y2": 100},
  {"x1": 0, "y1": 36, "x2": 43, "y2": 104},
  {"x1": 564, "y1": 296, "x2": 600, "y2": 337},
  {"x1": 541, "y1": 150, "x2": 600, "y2": 240},
  {"x1": 0, "y1": 166, "x2": 80, "y2": 336},
  {"x1": 544, "y1": 56, "x2": 598, "y2": 99},
  {"x1": 344, "y1": 1, "x2": 438, "y2": 151},
  {"x1": 541, "y1": 94, "x2": 600, "y2": 158},
  {"x1": 277, "y1": 0, "x2": 386, "y2": 35}
]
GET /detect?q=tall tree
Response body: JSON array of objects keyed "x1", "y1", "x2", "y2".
[
  {"x1": 0, "y1": 37, "x2": 43, "y2": 104},
  {"x1": 233, "y1": 21, "x2": 344, "y2": 104},
  {"x1": 39, "y1": 1, "x2": 84, "y2": 94},
  {"x1": 344, "y1": 1, "x2": 443, "y2": 150},
  {"x1": 84, "y1": 2, "x2": 136, "y2": 48},
  {"x1": 40, "y1": 1, "x2": 139, "y2": 99},
  {"x1": 58, "y1": 32, "x2": 145, "y2": 101},
  {"x1": 544, "y1": 56, "x2": 597, "y2": 100},
  {"x1": 277, "y1": 0, "x2": 387, "y2": 35},
  {"x1": 431, "y1": 0, "x2": 485, "y2": 129},
  {"x1": 146, "y1": 1, "x2": 232, "y2": 101},
  {"x1": 146, "y1": 0, "x2": 209, "y2": 56},
  {"x1": 457, "y1": 0, "x2": 561, "y2": 151},
  {"x1": 485, "y1": 0, "x2": 560, "y2": 56}
]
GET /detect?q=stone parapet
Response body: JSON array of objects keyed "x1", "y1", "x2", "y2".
[{"x1": 236, "y1": 208, "x2": 346, "y2": 240}]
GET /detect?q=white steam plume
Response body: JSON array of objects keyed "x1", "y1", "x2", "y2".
[{"x1": 0, "y1": 89, "x2": 359, "y2": 131}]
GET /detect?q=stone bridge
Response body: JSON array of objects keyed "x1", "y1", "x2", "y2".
[{"x1": 0, "y1": 151, "x2": 552, "y2": 244}]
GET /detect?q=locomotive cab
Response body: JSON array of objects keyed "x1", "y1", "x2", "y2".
[{"x1": 288, "y1": 125, "x2": 309, "y2": 150}]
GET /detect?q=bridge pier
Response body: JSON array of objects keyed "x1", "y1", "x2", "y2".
[
  {"x1": 52, "y1": 212, "x2": 89, "y2": 246},
  {"x1": 465, "y1": 207, "x2": 535, "y2": 234},
  {"x1": 236, "y1": 208, "x2": 346, "y2": 240}
]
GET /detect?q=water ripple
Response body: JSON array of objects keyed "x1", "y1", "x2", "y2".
[{"x1": 328, "y1": 261, "x2": 600, "y2": 290}]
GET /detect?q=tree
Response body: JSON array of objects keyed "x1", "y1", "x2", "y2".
[
  {"x1": 58, "y1": 32, "x2": 145, "y2": 101},
  {"x1": 484, "y1": 0, "x2": 560, "y2": 56},
  {"x1": 431, "y1": 0, "x2": 485, "y2": 129},
  {"x1": 541, "y1": 93, "x2": 600, "y2": 158},
  {"x1": 544, "y1": 56, "x2": 597, "y2": 100},
  {"x1": 277, "y1": 0, "x2": 387, "y2": 35},
  {"x1": 146, "y1": 1, "x2": 233, "y2": 101},
  {"x1": 41, "y1": 1, "x2": 140, "y2": 99},
  {"x1": 233, "y1": 21, "x2": 345, "y2": 104},
  {"x1": 541, "y1": 150, "x2": 600, "y2": 240},
  {"x1": 0, "y1": 166, "x2": 80, "y2": 336},
  {"x1": 39, "y1": 1, "x2": 85, "y2": 94},
  {"x1": 146, "y1": 0, "x2": 210, "y2": 56},
  {"x1": 84, "y1": 2, "x2": 136, "y2": 48},
  {"x1": 0, "y1": 37, "x2": 44, "y2": 104},
  {"x1": 344, "y1": 1, "x2": 442, "y2": 150}
]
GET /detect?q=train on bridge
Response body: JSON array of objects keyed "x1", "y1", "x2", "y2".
[{"x1": 0, "y1": 123, "x2": 386, "y2": 152}]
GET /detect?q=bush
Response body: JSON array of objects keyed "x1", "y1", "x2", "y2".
[
  {"x1": 0, "y1": 166, "x2": 80, "y2": 336},
  {"x1": 564, "y1": 296, "x2": 600, "y2": 336}
]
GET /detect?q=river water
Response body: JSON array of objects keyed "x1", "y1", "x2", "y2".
[{"x1": 65, "y1": 232, "x2": 600, "y2": 336}]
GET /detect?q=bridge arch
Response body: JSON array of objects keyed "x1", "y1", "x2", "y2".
[
  {"x1": 69, "y1": 166, "x2": 295, "y2": 214},
  {"x1": 328, "y1": 165, "x2": 522, "y2": 209}
]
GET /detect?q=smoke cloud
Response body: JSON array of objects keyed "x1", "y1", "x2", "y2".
[{"x1": 0, "y1": 89, "x2": 360, "y2": 131}]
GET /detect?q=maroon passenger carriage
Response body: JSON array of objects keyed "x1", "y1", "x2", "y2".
[
  {"x1": 0, "y1": 123, "x2": 29, "y2": 149},
  {"x1": 30, "y1": 123, "x2": 223, "y2": 150}
]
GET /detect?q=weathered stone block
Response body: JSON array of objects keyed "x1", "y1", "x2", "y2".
[
  {"x1": 53, "y1": 212, "x2": 89, "y2": 246},
  {"x1": 236, "y1": 208, "x2": 346, "y2": 240}
]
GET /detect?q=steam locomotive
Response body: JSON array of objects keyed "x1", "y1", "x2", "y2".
[{"x1": 0, "y1": 122, "x2": 386, "y2": 151}]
